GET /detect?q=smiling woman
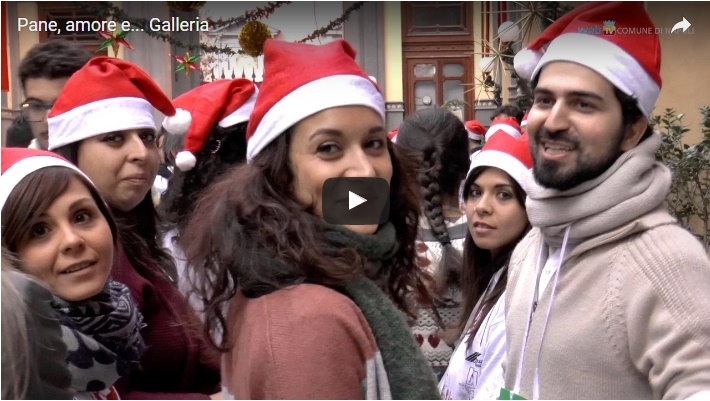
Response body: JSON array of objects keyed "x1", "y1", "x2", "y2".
[
  {"x1": 182, "y1": 39, "x2": 441, "y2": 400},
  {"x1": 0, "y1": 148, "x2": 144, "y2": 399}
]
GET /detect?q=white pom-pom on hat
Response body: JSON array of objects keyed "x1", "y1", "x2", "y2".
[
  {"x1": 514, "y1": 48, "x2": 543, "y2": 81},
  {"x1": 162, "y1": 108, "x2": 192, "y2": 135},
  {"x1": 174, "y1": 150, "x2": 197, "y2": 171}
]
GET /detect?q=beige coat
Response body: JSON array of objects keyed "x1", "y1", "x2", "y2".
[{"x1": 504, "y1": 207, "x2": 710, "y2": 399}]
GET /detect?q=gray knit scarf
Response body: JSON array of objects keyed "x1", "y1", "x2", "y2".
[
  {"x1": 524, "y1": 132, "x2": 672, "y2": 247},
  {"x1": 322, "y1": 222, "x2": 442, "y2": 400}
]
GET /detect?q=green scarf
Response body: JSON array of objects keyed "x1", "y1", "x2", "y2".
[{"x1": 322, "y1": 222, "x2": 441, "y2": 400}]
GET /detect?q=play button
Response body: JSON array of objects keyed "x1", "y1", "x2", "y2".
[
  {"x1": 349, "y1": 191, "x2": 367, "y2": 210},
  {"x1": 322, "y1": 177, "x2": 390, "y2": 226}
]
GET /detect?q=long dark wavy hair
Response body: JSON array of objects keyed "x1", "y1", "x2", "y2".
[
  {"x1": 53, "y1": 143, "x2": 177, "y2": 282},
  {"x1": 181, "y1": 131, "x2": 428, "y2": 350},
  {"x1": 395, "y1": 108, "x2": 470, "y2": 298},
  {"x1": 159, "y1": 122, "x2": 248, "y2": 238},
  {"x1": 456, "y1": 166, "x2": 530, "y2": 344}
]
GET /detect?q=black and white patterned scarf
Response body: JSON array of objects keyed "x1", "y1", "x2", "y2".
[{"x1": 51, "y1": 279, "x2": 145, "y2": 393}]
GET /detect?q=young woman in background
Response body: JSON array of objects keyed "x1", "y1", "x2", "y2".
[
  {"x1": 48, "y1": 58, "x2": 220, "y2": 399},
  {"x1": 439, "y1": 132, "x2": 532, "y2": 400}
]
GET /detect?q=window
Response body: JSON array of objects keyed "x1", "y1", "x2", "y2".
[
  {"x1": 401, "y1": 2, "x2": 475, "y2": 118},
  {"x1": 408, "y1": 2, "x2": 468, "y2": 35},
  {"x1": 37, "y1": 2, "x2": 108, "y2": 56},
  {"x1": 402, "y1": 1, "x2": 473, "y2": 43},
  {"x1": 408, "y1": 59, "x2": 468, "y2": 118}
]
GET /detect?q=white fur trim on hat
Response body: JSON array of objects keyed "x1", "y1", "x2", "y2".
[
  {"x1": 218, "y1": 87, "x2": 259, "y2": 128},
  {"x1": 468, "y1": 149, "x2": 530, "y2": 189},
  {"x1": 532, "y1": 33, "x2": 660, "y2": 117},
  {"x1": 0, "y1": 156, "x2": 90, "y2": 211},
  {"x1": 163, "y1": 108, "x2": 192, "y2": 135},
  {"x1": 247, "y1": 75, "x2": 384, "y2": 161},
  {"x1": 48, "y1": 97, "x2": 156, "y2": 150},
  {"x1": 485, "y1": 124, "x2": 521, "y2": 141},
  {"x1": 175, "y1": 151, "x2": 197, "y2": 171},
  {"x1": 467, "y1": 129, "x2": 484, "y2": 141}
]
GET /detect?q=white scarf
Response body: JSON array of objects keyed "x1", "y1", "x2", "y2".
[{"x1": 524, "y1": 132, "x2": 672, "y2": 247}]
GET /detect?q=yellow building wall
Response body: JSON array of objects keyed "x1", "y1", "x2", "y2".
[
  {"x1": 383, "y1": 2, "x2": 403, "y2": 102},
  {"x1": 648, "y1": 2, "x2": 709, "y2": 144}
]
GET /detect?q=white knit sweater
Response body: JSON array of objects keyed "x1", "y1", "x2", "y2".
[{"x1": 504, "y1": 208, "x2": 710, "y2": 399}]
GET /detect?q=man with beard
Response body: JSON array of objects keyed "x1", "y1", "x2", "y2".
[
  {"x1": 501, "y1": 2, "x2": 710, "y2": 400},
  {"x1": 18, "y1": 40, "x2": 91, "y2": 150}
]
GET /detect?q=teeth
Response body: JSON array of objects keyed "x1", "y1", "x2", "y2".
[
  {"x1": 545, "y1": 145, "x2": 573, "y2": 152},
  {"x1": 64, "y1": 262, "x2": 91, "y2": 274}
]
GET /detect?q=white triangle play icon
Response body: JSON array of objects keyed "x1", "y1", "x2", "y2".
[{"x1": 348, "y1": 191, "x2": 367, "y2": 210}]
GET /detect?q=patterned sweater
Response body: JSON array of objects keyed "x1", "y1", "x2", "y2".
[{"x1": 411, "y1": 214, "x2": 467, "y2": 380}]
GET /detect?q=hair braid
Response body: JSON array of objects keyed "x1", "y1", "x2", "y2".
[{"x1": 418, "y1": 147, "x2": 451, "y2": 246}]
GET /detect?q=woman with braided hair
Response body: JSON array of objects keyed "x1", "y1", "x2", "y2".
[{"x1": 396, "y1": 107, "x2": 471, "y2": 379}]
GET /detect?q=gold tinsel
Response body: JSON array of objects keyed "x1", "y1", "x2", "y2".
[{"x1": 238, "y1": 21, "x2": 272, "y2": 57}]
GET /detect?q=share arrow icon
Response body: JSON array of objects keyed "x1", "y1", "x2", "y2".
[{"x1": 671, "y1": 17, "x2": 691, "y2": 33}]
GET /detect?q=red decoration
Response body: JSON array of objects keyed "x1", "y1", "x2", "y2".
[{"x1": 174, "y1": 52, "x2": 201, "y2": 77}]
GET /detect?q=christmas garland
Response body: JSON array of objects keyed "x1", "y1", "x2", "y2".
[
  {"x1": 297, "y1": 2, "x2": 365, "y2": 43},
  {"x1": 72, "y1": 1, "x2": 239, "y2": 55},
  {"x1": 73, "y1": 1, "x2": 364, "y2": 55},
  {"x1": 207, "y1": 1, "x2": 291, "y2": 29}
]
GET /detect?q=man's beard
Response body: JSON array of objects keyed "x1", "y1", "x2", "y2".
[{"x1": 531, "y1": 126, "x2": 625, "y2": 191}]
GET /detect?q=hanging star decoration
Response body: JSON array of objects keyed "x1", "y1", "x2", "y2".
[
  {"x1": 174, "y1": 52, "x2": 201, "y2": 77},
  {"x1": 98, "y1": 30, "x2": 134, "y2": 55}
]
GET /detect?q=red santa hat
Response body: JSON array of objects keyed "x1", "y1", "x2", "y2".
[
  {"x1": 513, "y1": 1, "x2": 661, "y2": 117},
  {"x1": 465, "y1": 131, "x2": 533, "y2": 191},
  {"x1": 246, "y1": 39, "x2": 384, "y2": 161},
  {"x1": 48, "y1": 57, "x2": 191, "y2": 150},
  {"x1": 485, "y1": 116, "x2": 521, "y2": 141},
  {"x1": 162, "y1": 79, "x2": 258, "y2": 171},
  {"x1": 465, "y1": 120, "x2": 486, "y2": 141},
  {"x1": 1, "y1": 148, "x2": 92, "y2": 212},
  {"x1": 520, "y1": 112, "x2": 529, "y2": 128},
  {"x1": 388, "y1": 128, "x2": 398, "y2": 142}
]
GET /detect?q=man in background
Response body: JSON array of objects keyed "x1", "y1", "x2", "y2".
[
  {"x1": 491, "y1": 103, "x2": 524, "y2": 126},
  {"x1": 18, "y1": 40, "x2": 91, "y2": 150}
]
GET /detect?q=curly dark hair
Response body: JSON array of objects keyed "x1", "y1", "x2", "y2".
[
  {"x1": 19, "y1": 40, "x2": 91, "y2": 90},
  {"x1": 395, "y1": 108, "x2": 470, "y2": 297},
  {"x1": 159, "y1": 122, "x2": 248, "y2": 237},
  {"x1": 52, "y1": 143, "x2": 177, "y2": 282},
  {"x1": 181, "y1": 131, "x2": 429, "y2": 350}
]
